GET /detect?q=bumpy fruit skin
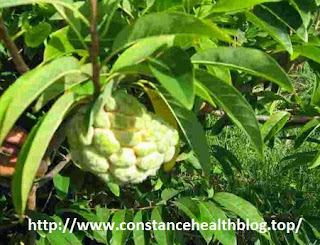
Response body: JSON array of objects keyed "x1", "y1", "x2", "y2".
[{"x1": 67, "y1": 91, "x2": 179, "y2": 184}]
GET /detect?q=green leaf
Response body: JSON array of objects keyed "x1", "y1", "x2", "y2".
[
  {"x1": 0, "y1": 0, "x2": 70, "y2": 8},
  {"x1": 195, "y1": 69, "x2": 263, "y2": 159},
  {"x1": 212, "y1": 149, "x2": 235, "y2": 188},
  {"x1": 295, "y1": 119, "x2": 320, "y2": 148},
  {"x1": 58, "y1": 208, "x2": 107, "y2": 243},
  {"x1": 96, "y1": 206, "x2": 111, "y2": 222},
  {"x1": 310, "y1": 150, "x2": 320, "y2": 169},
  {"x1": 311, "y1": 73, "x2": 320, "y2": 107},
  {"x1": 107, "y1": 182, "x2": 120, "y2": 197},
  {"x1": 261, "y1": 111, "x2": 291, "y2": 142},
  {"x1": 282, "y1": 151, "x2": 316, "y2": 171},
  {"x1": 262, "y1": 2, "x2": 308, "y2": 42},
  {"x1": 99, "y1": 0, "x2": 122, "y2": 37},
  {"x1": 150, "y1": 48, "x2": 195, "y2": 110},
  {"x1": 0, "y1": 57, "x2": 81, "y2": 146},
  {"x1": 25, "y1": 22, "x2": 52, "y2": 48},
  {"x1": 195, "y1": 81, "x2": 216, "y2": 106},
  {"x1": 44, "y1": 27, "x2": 88, "y2": 62},
  {"x1": 113, "y1": 12, "x2": 232, "y2": 50},
  {"x1": 192, "y1": 47, "x2": 293, "y2": 92},
  {"x1": 170, "y1": 103, "x2": 212, "y2": 176},
  {"x1": 213, "y1": 192, "x2": 270, "y2": 240},
  {"x1": 175, "y1": 198, "x2": 212, "y2": 243},
  {"x1": 175, "y1": 198, "x2": 236, "y2": 244},
  {"x1": 178, "y1": 151, "x2": 202, "y2": 170},
  {"x1": 12, "y1": 91, "x2": 85, "y2": 217},
  {"x1": 111, "y1": 210, "x2": 133, "y2": 245},
  {"x1": 246, "y1": 8, "x2": 292, "y2": 54},
  {"x1": 34, "y1": 63, "x2": 91, "y2": 112},
  {"x1": 52, "y1": 4, "x2": 88, "y2": 51},
  {"x1": 112, "y1": 36, "x2": 175, "y2": 72},
  {"x1": 161, "y1": 188, "x2": 182, "y2": 202},
  {"x1": 53, "y1": 174, "x2": 70, "y2": 200},
  {"x1": 49, "y1": 216, "x2": 82, "y2": 245},
  {"x1": 256, "y1": 91, "x2": 292, "y2": 105},
  {"x1": 0, "y1": 0, "x2": 89, "y2": 26},
  {"x1": 289, "y1": 0, "x2": 315, "y2": 28},
  {"x1": 209, "y1": 0, "x2": 282, "y2": 13},
  {"x1": 199, "y1": 202, "x2": 237, "y2": 245},
  {"x1": 212, "y1": 145, "x2": 242, "y2": 173},
  {"x1": 304, "y1": 217, "x2": 320, "y2": 239},
  {"x1": 294, "y1": 46, "x2": 320, "y2": 64},
  {"x1": 11, "y1": 118, "x2": 43, "y2": 217},
  {"x1": 151, "y1": 207, "x2": 174, "y2": 245},
  {"x1": 133, "y1": 211, "x2": 147, "y2": 245}
]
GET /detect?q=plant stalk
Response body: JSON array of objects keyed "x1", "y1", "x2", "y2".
[
  {"x1": 0, "y1": 16, "x2": 29, "y2": 74},
  {"x1": 89, "y1": 0, "x2": 101, "y2": 97}
]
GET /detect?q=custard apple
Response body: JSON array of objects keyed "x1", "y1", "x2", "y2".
[{"x1": 67, "y1": 90, "x2": 179, "y2": 184}]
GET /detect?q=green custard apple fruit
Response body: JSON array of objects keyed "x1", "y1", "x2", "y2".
[{"x1": 67, "y1": 90, "x2": 179, "y2": 184}]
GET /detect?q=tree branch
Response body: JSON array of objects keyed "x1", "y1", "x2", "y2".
[
  {"x1": 89, "y1": 0, "x2": 101, "y2": 97},
  {"x1": 0, "y1": 16, "x2": 29, "y2": 74},
  {"x1": 36, "y1": 154, "x2": 71, "y2": 187},
  {"x1": 200, "y1": 103, "x2": 318, "y2": 125}
]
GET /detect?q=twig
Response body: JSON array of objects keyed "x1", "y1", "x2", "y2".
[
  {"x1": 36, "y1": 154, "x2": 71, "y2": 187},
  {"x1": 41, "y1": 187, "x2": 54, "y2": 212},
  {"x1": 109, "y1": 205, "x2": 157, "y2": 212},
  {"x1": 27, "y1": 185, "x2": 37, "y2": 245},
  {"x1": 0, "y1": 16, "x2": 29, "y2": 74},
  {"x1": 89, "y1": 0, "x2": 101, "y2": 97},
  {"x1": 200, "y1": 103, "x2": 318, "y2": 125}
]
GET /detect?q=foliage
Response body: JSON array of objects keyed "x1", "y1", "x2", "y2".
[{"x1": 0, "y1": 0, "x2": 320, "y2": 244}]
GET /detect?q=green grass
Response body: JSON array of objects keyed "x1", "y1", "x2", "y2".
[
  {"x1": 206, "y1": 116, "x2": 320, "y2": 216},
  {"x1": 205, "y1": 60, "x2": 320, "y2": 218}
]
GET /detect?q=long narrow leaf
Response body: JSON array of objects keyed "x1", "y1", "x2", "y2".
[
  {"x1": 149, "y1": 48, "x2": 195, "y2": 110},
  {"x1": 0, "y1": 0, "x2": 89, "y2": 26},
  {"x1": 195, "y1": 69, "x2": 264, "y2": 159},
  {"x1": 309, "y1": 150, "x2": 320, "y2": 169},
  {"x1": 261, "y1": 111, "x2": 291, "y2": 142},
  {"x1": 175, "y1": 198, "x2": 213, "y2": 243},
  {"x1": 151, "y1": 207, "x2": 173, "y2": 245},
  {"x1": 12, "y1": 91, "x2": 86, "y2": 217},
  {"x1": 246, "y1": 9, "x2": 292, "y2": 54},
  {"x1": 192, "y1": 47, "x2": 294, "y2": 92},
  {"x1": 110, "y1": 210, "x2": 133, "y2": 245},
  {"x1": 213, "y1": 192, "x2": 271, "y2": 240},
  {"x1": 209, "y1": 0, "x2": 282, "y2": 13},
  {"x1": 133, "y1": 211, "x2": 147, "y2": 245},
  {"x1": 295, "y1": 119, "x2": 320, "y2": 149},
  {"x1": 113, "y1": 12, "x2": 232, "y2": 50},
  {"x1": 0, "y1": 57, "x2": 80, "y2": 146},
  {"x1": 170, "y1": 103, "x2": 212, "y2": 176},
  {"x1": 199, "y1": 202, "x2": 237, "y2": 245},
  {"x1": 112, "y1": 36, "x2": 175, "y2": 72}
]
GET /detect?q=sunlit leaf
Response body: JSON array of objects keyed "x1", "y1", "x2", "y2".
[
  {"x1": 213, "y1": 192, "x2": 271, "y2": 240},
  {"x1": 209, "y1": 0, "x2": 281, "y2": 13},
  {"x1": 111, "y1": 210, "x2": 133, "y2": 245},
  {"x1": 0, "y1": 57, "x2": 81, "y2": 146},
  {"x1": 192, "y1": 47, "x2": 293, "y2": 92},
  {"x1": 261, "y1": 111, "x2": 291, "y2": 142},
  {"x1": 12, "y1": 91, "x2": 86, "y2": 217}
]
